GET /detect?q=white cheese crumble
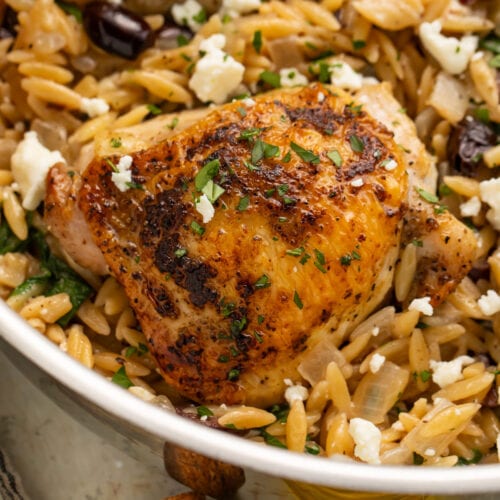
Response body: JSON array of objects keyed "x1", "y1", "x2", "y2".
[
  {"x1": 80, "y1": 97, "x2": 110, "y2": 117},
  {"x1": 172, "y1": 0, "x2": 205, "y2": 32},
  {"x1": 383, "y1": 159, "x2": 398, "y2": 172},
  {"x1": 408, "y1": 296, "x2": 434, "y2": 316},
  {"x1": 478, "y1": 290, "x2": 500, "y2": 316},
  {"x1": 329, "y1": 61, "x2": 363, "y2": 90},
  {"x1": 11, "y1": 131, "x2": 66, "y2": 210},
  {"x1": 317, "y1": 91, "x2": 325, "y2": 103},
  {"x1": 418, "y1": 21, "x2": 478, "y2": 75},
  {"x1": 369, "y1": 353, "x2": 386, "y2": 374},
  {"x1": 479, "y1": 178, "x2": 500, "y2": 231},
  {"x1": 220, "y1": 0, "x2": 260, "y2": 18},
  {"x1": 188, "y1": 34, "x2": 245, "y2": 104},
  {"x1": 471, "y1": 51, "x2": 483, "y2": 61},
  {"x1": 459, "y1": 195, "x2": 481, "y2": 218},
  {"x1": 111, "y1": 155, "x2": 133, "y2": 192},
  {"x1": 351, "y1": 178, "x2": 364, "y2": 188},
  {"x1": 429, "y1": 355, "x2": 475, "y2": 388},
  {"x1": 424, "y1": 448, "x2": 436, "y2": 457},
  {"x1": 241, "y1": 97, "x2": 256, "y2": 107},
  {"x1": 279, "y1": 67, "x2": 308, "y2": 88},
  {"x1": 195, "y1": 193, "x2": 215, "y2": 223},
  {"x1": 348, "y1": 418, "x2": 382, "y2": 465},
  {"x1": 371, "y1": 327, "x2": 380, "y2": 337},
  {"x1": 285, "y1": 384, "x2": 309, "y2": 405}
]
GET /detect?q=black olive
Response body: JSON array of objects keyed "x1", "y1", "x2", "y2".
[
  {"x1": 156, "y1": 21, "x2": 193, "y2": 50},
  {"x1": 83, "y1": 2, "x2": 154, "y2": 60},
  {"x1": 1, "y1": 6, "x2": 18, "y2": 38},
  {"x1": 447, "y1": 116, "x2": 497, "y2": 177}
]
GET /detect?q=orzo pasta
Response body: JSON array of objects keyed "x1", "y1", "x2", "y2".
[{"x1": 0, "y1": 0, "x2": 500, "y2": 468}]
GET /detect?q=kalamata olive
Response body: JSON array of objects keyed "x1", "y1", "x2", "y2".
[
  {"x1": 83, "y1": 2, "x2": 154, "y2": 60},
  {"x1": 1, "y1": 6, "x2": 17, "y2": 38},
  {"x1": 156, "y1": 22, "x2": 193, "y2": 50},
  {"x1": 447, "y1": 116, "x2": 497, "y2": 177}
]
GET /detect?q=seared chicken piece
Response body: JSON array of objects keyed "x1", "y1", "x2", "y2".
[
  {"x1": 356, "y1": 84, "x2": 477, "y2": 305},
  {"x1": 45, "y1": 162, "x2": 109, "y2": 276},
  {"x1": 78, "y1": 83, "x2": 409, "y2": 407}
]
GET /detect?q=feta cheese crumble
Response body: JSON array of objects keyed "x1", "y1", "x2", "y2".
[
  {"x1": 479, "y1": 178, "x2": 500, "y2": 231},
  {"x1": 220, "y1": 0, "x2": 260, "y2": 18},
  {"x1": 348, "y1": 418, "x2": 382, "y2": 465},
  {"x1": 429, "y1": 355, "x2": 474, "y2": 388},
  {"x1": 408, "y1": 296, "x2": 433, "y2": 316},
  {"x1": 371, "y1": 327, "x2": 380, "y2": 337},
  {"x1": 195, "y1": 193, "x2": 215, "y2": 223},
  {"x1": 478, "y1": 290, "x2": 500, "y2": 316},
  {"x1": 418, "y1": 21, "x2": 478, "y2": 75},
  {"x1": 329, "y1": 61, "x2": 363, "y2": 90},
  {"x1": 172, "y1": 0, "x2": 205, "y2": 32},
  {"x1": 279, "y1": 67, "x2": 308, "y2": 88},
  {"x1": 11, "y1": 131, "x2": 66, "y2": 210},
  {"x1": 459, "y1": 195, "x2": 481, "y2": 218},
  {"x1": 285, "y1": 384, "x2": 309, "y2": 405},
  {"x1": 369, "y1": 353, "x2": 386, "y2": 374},
  {"x1": 351, "y1": 178, "x2": 364, "y2": 188},
  {"x1": 111, "y1": 155, "x2": 133, "y2": 192},
  {"x1": 80, "y1": 97, "x2": 110, "y2": 118},
  {"x1": 188, "y1": 34, "x2": 245, "y2": 104},
  {"x1": 383, "y1": 159, "x2": 398, "y2": 171}
]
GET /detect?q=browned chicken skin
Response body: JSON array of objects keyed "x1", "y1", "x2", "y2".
[
  {"x1": 77, "y1": 84, "x2": 410, "y2": 406},
  {"x1": 45, "y1": 83, "x2": 476, "y2": 408}
]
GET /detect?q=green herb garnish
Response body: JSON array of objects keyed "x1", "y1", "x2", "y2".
[
  {"x1": 111, "y1": 366, "x2": 133, "y2": 389},
  {"x1": 290, "y1": 142, "x2": 320, "y2": 164},
  {"x1": 195, "y1": 159, "x2": 220, "y2": 190},
  {"x1": 197, "y1": 405, "x2": 214, "y2": 417},
  {"x1": 293, "y1": 290, "x2": 303, "y2": 309},
  {"x1": 327, "y1": 149, "x2": 342, "y2": 167},
  {"x1": 349, "y1": 134, "x2": 364, "y2": 153},
  {"x1": 237, "y1": 195, "x2": 250, "y2": 211},
  {"x1": 252, "y1": 30, "x2": 262, "y2": 53},
  {"x1": 259, "y1": 70, "x2": 281, "y2": 88},
  {"x1": 254, "y1": 274, "x2": 271, "y2": 289}
]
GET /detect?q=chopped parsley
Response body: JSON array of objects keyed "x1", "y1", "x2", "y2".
[
  {"x1": 110, "y1": 137, "x2": 122, "y2": 148},
  {"x1": 174, "y1": 248, "x2": 187, "y2": 258},
  {"x1": 167, "y1": 117, "x2": 179, "y2": 130},
  {"x1": 286, "y1": 246, "x2": 304, "y2": 257},
  {"x1": 313, "y1": 249, "x2": 327, "y2": 273},
  {"x1": 489, "y1": 54, "x2": 500, "y2": 68},
  {"x1": 146, "y1": 103, "x2": 162, "y2": 116},
  {"x1": 474, "y1": 107, "x2": 490, "y2": 124},
  {"x1": 327, "y1": 149, "x2": 342, "y2": 167},
  {"x1": 190, "y1": 220, "x2": 205, "y2": 235},
  {"x1": 318, "y1": 62, "x2": 330, "y2": 83},
  {"x1": 260, "y1": 430, "x2": 287, "y2": 448},
  {"x1": 202, "y1": 180, "x2": 225, "y2": 203},
  {"x1": 252, "y1": 30, "x2": 262, "y2": 53},
  {"x1": 352, "y1": 39, "x2": 366, "y2": 50},
  {"x1": 290, "y1": 142, "x2": 320, "y2": 164},
  {"x1": 177, "y1": 34, "x2": 189, "y2": 47},
  {"x1": 259, "y1": 70, "x2": 281, "y2": 88},
  {"x1": 197, "y1": 405, "x2": 214, "y2": 417},
  {"x1": 456, "y1": 449, "x2": 483, "y2": 466},
  {"x1": 192, "y1": 8, "x2": 207, "y2": 23},
  {"x1": 55, "y1": 0, "x2": 82, "y2": 22},
  {"x1": 305, "y1": 442, "x2": 321, "y2": 455},
  {"x1": 282, "y1": 150, "x2": 291, "y2": 163},
  {"x1": 415, "y1": 186, "x2": 439, "y2": 204},
  {"x1": 227, "y1": 368, "x2": 240, "y2": 381},
  {"x1": 293, "y1": 290, "x2": 303, "y2": 309},
  {"x1": 257, "y1": 314, "x2": 265, "y2": 324},
  {"x1": 195, "y1": 159, "x2": 220, "y2": 190},
  {"x1": 340, "y1": 250, "x2": 361, "y2": 267},
  {"x1": 237, "y1": 195, "x2": 250, "y2": 211},
  {"x1": 349, "y1": 134, "x2": 364, "y2": 153},
  {"x1": 239, "y1": 127, "x2": 263, "y2": 140},
  {"x1": 253, "y1": 330, "x2": 264, "y2": 343},
  {"x1": 111, "y1": 366, "x2": 133, "y2": 389},
  {"x1": 251, "y1": 139, "x2": 280, "y2": 163},
  {"x1": 255, "y1": 274, "x2": 271, "y2": 289}
]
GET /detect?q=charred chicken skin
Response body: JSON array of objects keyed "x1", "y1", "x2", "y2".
[{"x1": 52, "y1": 83, "x2": 475, "y2": 407}]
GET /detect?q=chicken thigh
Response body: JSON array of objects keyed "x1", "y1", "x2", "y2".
[{"x1": 66, "y1": 83, "x2": 474, "y2": 407}]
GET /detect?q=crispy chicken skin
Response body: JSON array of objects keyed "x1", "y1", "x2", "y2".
[{"x1": 78, "y1": 84, "x2": 410, "y2": 406}]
